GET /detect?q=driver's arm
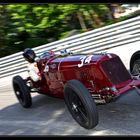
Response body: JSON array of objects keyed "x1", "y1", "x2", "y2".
[{"x1": 27, "y1": 63, "x2": 41, "y2": 82}]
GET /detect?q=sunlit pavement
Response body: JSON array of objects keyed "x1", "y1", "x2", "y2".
[{"x1": 1, "y1": 75, "x2": 140, "y2": 136}]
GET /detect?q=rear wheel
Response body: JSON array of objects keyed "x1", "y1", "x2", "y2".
[
  {"x1": 64, "y1": 79, "x2": 98, "y2": 129},
  {"x1": 131, "y1": 59, "x2": 140, "y2": 76},
  {"x1": 12, "y1": 76, "x2": 32, "y2": 108}
]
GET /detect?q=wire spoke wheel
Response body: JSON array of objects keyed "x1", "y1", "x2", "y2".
[
  {"x1": 13, "y1": 76, "x2": 32, "y2": 108},
  {"x1": 64, "y1": 80, "x2": 98, "y2": 129},
  {"x1": 15, "y1": 86, "x2": 25, "y2": 105},
  {"x1": 69, "y1": 92, "x2": 88, "y2": 124},
  {"x1": 132, "y1": 61, "x2": 140, "y2": 75}
]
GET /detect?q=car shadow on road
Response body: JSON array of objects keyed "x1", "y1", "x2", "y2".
[{"x1": 0, "y1": 91, "x2": 140, "y2": 135}]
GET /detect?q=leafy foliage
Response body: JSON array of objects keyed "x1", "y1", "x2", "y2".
[{"x1": 0, "y1": 4, "x2": 128, "y2": 58}]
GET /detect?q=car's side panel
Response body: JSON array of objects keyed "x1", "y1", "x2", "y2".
[{"x1": 37, "y1": 53, "x2": 134, "y2": 101}]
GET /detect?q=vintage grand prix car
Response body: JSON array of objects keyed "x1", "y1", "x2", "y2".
[{"x1": 12, "y1": 50, "x2": 140, "y2": 129}]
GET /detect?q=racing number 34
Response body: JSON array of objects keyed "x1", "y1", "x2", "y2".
[{"x1": 78, "y1": 55, "x2": 93, "y2": 68}]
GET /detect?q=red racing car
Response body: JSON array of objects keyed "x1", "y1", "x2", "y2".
[{"x1": 12, "y1": 49, "x2": 140, "y2": 129}]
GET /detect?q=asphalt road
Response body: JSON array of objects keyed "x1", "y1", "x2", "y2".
[{"x1": 1, "y1": 77, "x2": 140, "y2": 136}]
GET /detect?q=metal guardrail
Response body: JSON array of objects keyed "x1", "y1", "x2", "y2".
[{"x1": 1, "y1": 16, "x2": 140, "y2": 78}]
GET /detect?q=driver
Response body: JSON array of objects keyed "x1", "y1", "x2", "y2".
[{"x1": 23, "y1": 48, "x2": 41, "y2": 82}]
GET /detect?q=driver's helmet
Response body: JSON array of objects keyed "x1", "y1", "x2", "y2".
[{"x1": 23, "y1": 48, "x2": 36, "y2": 63}]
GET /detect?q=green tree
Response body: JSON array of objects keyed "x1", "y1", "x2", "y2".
[{"x1": 0, "y1": 4, "x2": 127, "y2": 58}]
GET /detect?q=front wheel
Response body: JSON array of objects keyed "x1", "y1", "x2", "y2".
[
  {"x1": 64, "y1": 80, "x2": 98, "y2": 129},
  {"x1": 12, "y1": 76, "x2": 32, "y2": 108}
]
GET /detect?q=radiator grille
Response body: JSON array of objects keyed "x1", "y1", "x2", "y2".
[{"x1": 101, "y1": 56, "x2": 131, "y2": 85}]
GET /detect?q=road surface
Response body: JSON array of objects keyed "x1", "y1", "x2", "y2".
[{"x1": 0, "y1": 76, "x2": 140, "y2": 136}]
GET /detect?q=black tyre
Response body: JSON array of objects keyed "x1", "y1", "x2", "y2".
[
  {"x1": 64, "y1": 80, "x2": 98, "y2": 129},
  {"x1": 131, "y1": 59, "x2": 140, "y2": 75},
  {"x1": 12, "y1": 75, "x2": 32, "y2": 108}
]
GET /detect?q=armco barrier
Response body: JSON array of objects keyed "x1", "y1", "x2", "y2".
[{"x1": 1, "y1": 16, "x2": 140, "y2": 78}]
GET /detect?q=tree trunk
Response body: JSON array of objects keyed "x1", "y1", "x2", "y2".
[
  {"x1": 89, "y1": 9, "x2": 104, "y2": 28},
  {"x1": 77, "y1": 12, "x2": 87, "y2": 31},
  {"x1": 107, "y1": 4, "x2": 121, "y2": 19}
]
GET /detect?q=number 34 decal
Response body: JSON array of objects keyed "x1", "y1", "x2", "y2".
[{"x1": 78, "y1": 55, "x2": 93, "y2": 68}]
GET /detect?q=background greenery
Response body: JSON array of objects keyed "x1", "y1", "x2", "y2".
[{"x1": 0, "y1": 4, "x2": 133, "y2": 58}]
